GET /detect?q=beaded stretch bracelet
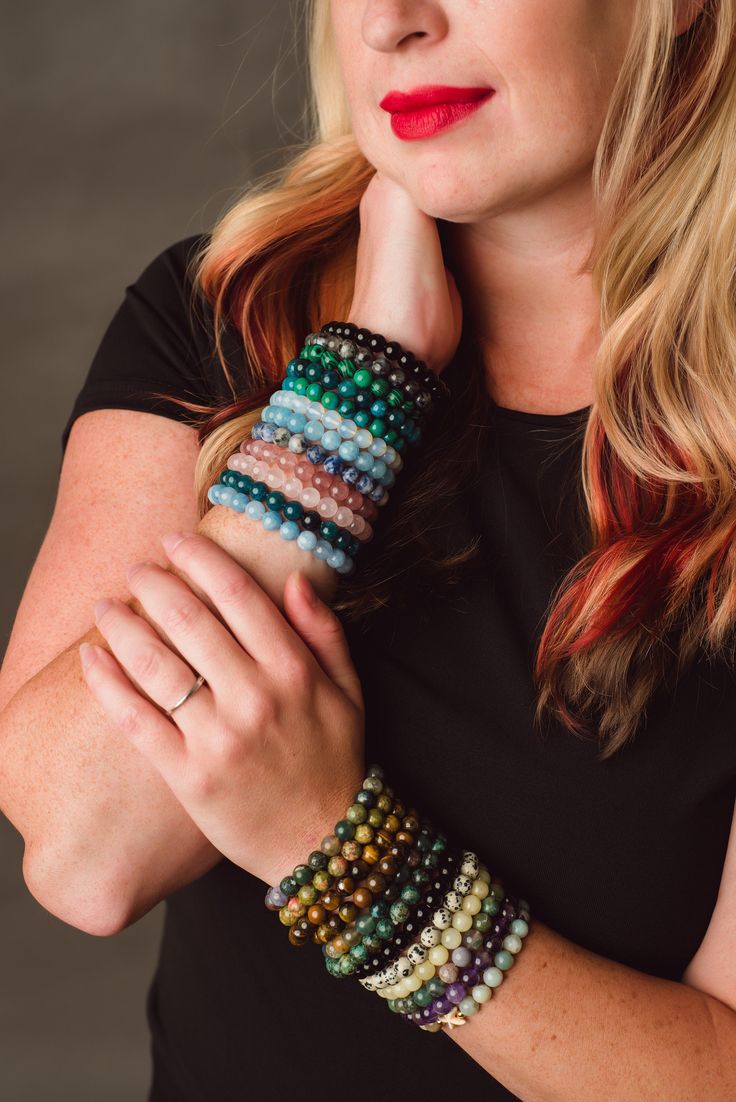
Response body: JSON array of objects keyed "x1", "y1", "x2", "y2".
[
  {"x1": 205, "y1": 321, "x2": 450, "y2": 577},
  {"x1": 264, "y1": 765, "x2": 532, "y2": 1032}
]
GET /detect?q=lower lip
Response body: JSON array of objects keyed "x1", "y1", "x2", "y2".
[{"x1": 388, "y1": 93, "x2": 494, "y2": 141}]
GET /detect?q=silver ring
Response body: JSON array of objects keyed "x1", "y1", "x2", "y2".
[{"x1": 166, "y1": 673, "x2": 207, "y2": 716}]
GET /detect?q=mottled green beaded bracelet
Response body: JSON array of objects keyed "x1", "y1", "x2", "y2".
[
  {"x1": 320, "y1": 823, "x2": 449, "y2": 970},
  {"x1": 264, "y1": 767, "x2": 414, "y2": 938},
  {"x1": 295, "y1": 342, "x2": 433, "y2": 424}
]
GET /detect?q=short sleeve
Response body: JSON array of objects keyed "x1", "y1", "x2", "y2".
[{"x1": 60, "y1": 233, "x2": 229, "y2": 456}]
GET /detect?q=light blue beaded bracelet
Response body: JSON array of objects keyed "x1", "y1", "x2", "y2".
[
  {"x1": 207, "y1": 484, "x2": 355, "y2": 575},
  {"x1": 261, "y1": 392, "x2": 404, "y2": 471}
]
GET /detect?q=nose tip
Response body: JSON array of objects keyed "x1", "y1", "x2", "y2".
[{"x1": 361, "y1": 1, "x2": 447, "y2": 53}]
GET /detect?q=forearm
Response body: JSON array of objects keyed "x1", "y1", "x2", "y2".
[
  {"x1": 2, "y1": 500, "x2": 334, "y2": 932},
  {"x1": 0, "y1": 599, "x2": 229, "y2": 931},
  {"x1": 444, "y1": 918, "x2": 736, "y2": 1101}
]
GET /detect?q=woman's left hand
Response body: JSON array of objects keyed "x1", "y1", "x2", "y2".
[{"x1": 79, "y1": 530, "x2": 366, "y2": 889}]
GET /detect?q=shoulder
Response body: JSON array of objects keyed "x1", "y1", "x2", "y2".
[
  {"x1": 60, "y1": 232, "x2": 247, "y2": 455},
  {"x1": 132, "y1": 232, "x2": 209, "y2": 297},
  {"x1": 124, "y1": 232, "x2": 213, "y2": 350}
]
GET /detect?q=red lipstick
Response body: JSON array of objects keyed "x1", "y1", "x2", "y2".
[{"x1": 379, "y1": 85, "x2": 494, "y2": 141}]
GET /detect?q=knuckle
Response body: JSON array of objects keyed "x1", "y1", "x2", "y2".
[
  {"x1": 321, "y1": 612, "x2": 345, "y2": 640},
  {"x1": 129, "y1": 644, "x2": 162, "y2": 681},
  {"x1": 248, "y1": 691, "x2": 277, "y2": 729},
  {"x1": 188, "y1": 766, "x2": 218, "y2": 802},
  {"x1": 212, "y1": 570, "x2": 250, "y2": 607},
  {"x1": 161, "y1": 599, "x2": 201, "y2": 634},
  {"x1": 280, "y1": 652, "x2": 312, "y2": 691},
  {"x1": 118, "y1": 704, "x2": 144, "y2": 736}
]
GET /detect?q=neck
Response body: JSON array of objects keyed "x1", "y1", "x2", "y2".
[{"x1": 441, "y1": 179, "x2": 600, "y2": 415}]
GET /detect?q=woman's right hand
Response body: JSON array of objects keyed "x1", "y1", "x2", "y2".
[{"x1": 347, "y1": 171, "x2": 463, "y2": 376}]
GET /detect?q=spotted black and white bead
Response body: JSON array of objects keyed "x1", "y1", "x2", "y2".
[
  {"x1": 432, "y1": 907, "x2": 452, "y2": 929},
  {"x1": 420, "y1": 924, "x2": 442, "y2": 948},
  {"x1": 395, "y1": 956, "x2": 413, "y2": 979},
  {"x1": 460, "y1": 851, "x2": 480, "y2": 878},
  {"x1": 454, "y1": 874, "x2": 473, "y2": 895},
  {"x1": 443, "y1": 890, "x2": 463, "y2": 913},
  {"x1": 407, "y1": 943, "x2": 427, "y2": 965}
]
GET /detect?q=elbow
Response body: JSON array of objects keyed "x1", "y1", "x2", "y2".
[{"x1": 21, "y1": 842, "x2": 129, "y2": 937}]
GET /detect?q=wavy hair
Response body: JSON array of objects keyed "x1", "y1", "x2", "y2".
[{"x1": 147, "y1": 0, "x2": 735, "y2": 760}]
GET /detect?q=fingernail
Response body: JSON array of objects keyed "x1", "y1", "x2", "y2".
[
  {"x1": 94, "y1": 597, "x2": 114, "y2": 622},
  {"x1": 161, "y1": 531, "x2": 186, "y2": 555},
  {"x1": 296, "y1": 571, "x2": 317, "y2": 608},
  {"x1": 126, "y1": 561, "x2": 146, "y2": 583},
  {"x1": 79, "y1": 642, "x2": 98, "y2": 671}
]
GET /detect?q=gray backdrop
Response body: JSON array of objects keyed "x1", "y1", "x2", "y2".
[{"x1": 1, "y1": 4, "x2": 307, "y2": 1097}]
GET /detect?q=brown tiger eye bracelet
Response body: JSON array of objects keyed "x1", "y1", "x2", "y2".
[
  {"x1": 295, "y1": 819, "x2": 443, "y2": 949},
  {"x1": 279, "y1": 807, "x2": 431, "y2": 945}
]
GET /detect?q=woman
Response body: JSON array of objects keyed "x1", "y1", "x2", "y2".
[{"x1": 2, "y1": 0, "x2": 735, "y2": 1098}]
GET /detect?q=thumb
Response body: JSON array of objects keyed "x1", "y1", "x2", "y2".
[{"x1": 284, "y1": 571, "x2": 364, "y2": 710}]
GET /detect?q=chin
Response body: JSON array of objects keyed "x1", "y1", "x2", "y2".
[
  {"x1": 397, "y1": 179, "x2": 503, "y2": 223},
  {"x1": 375, "y1": 153, "x2": 499, "y2": 219}
]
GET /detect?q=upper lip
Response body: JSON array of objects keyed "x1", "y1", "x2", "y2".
[{"x1": 379, "y1": 85, "x2": 494, "y2": 112}]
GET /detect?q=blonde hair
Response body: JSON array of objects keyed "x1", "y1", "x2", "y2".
[{"x1": 159, "y1": 0, "x2": 735, "y2": 759}]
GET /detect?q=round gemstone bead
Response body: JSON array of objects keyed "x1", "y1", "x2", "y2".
[
  {"x1": 462, "y1": 894, "x2": 482, "y2": 915},
  {"x1": 418, "y1": 925, "x2": 442, "y2": 952},
  {"x1": 434, "y1": 903, "x2": 451, "y2": 930},
  {"x1": 441, "y1": 927, "x2": 463, "y2": 949},
  {"x1": 483, "y1": 966, "x2": 504, "y2": 988},
  {"x1": 446, "y1": 983, "x2": 465, "y2": 1005},
  {"x1": 503, "y1": 933, "x2": 523, "y2": 953},
  {"x1": 438, "y1": 962, "x2": 458, "y2": 983},
  {"x1": 427, "y1": 977, "x2": 446, "y2": 997}
]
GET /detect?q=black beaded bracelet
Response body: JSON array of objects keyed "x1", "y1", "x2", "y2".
[
  {"x1": 319, "y1": 321, "x2": 452, "y2": 402},
  {"x1": 347, "y1": 846, "x2": 464, "y2": 979}
]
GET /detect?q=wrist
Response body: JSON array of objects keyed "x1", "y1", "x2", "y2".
[{"x1": 195, "y1": 505, "x2": 338, "y2": 610}]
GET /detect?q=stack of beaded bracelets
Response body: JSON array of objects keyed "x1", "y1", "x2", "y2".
[
  {"x1": 264, "y1": 765, "x2": 532, "y2": 1033},
  {"x1": 206, "y1": 322, "x2": 450, "y2": 577}
]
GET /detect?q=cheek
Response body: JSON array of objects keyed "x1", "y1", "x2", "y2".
[{"x1": 492, "y1": 0, "x2": 624, "y2": 159}]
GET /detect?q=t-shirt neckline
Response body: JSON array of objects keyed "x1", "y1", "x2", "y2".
[{"x1": 489, "y1": 400, "x2": 592, "y2": 426}]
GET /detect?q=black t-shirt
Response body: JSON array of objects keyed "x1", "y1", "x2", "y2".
[{"x1": 61, "y1": 236, "x2": 736, "y2": 1101}]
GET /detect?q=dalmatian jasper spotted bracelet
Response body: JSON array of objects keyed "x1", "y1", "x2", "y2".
[{"x1": 264, "y1": 764, "x2": 532, "y2": 1033}]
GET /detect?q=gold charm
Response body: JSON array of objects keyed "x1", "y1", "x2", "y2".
[{"x1": 436, "y1": 1006, "x2": 467, "y2": 1030}]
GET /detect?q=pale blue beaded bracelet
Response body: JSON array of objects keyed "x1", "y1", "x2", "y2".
[
  {"x1": 207, "y1": 483, "x2": 356, "y2": 575},
  {"x1": 261, "y1": 392, "x2": 404, "y2": 471}
]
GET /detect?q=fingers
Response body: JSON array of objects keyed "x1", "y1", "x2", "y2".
[
  {"x1": 159, "y1": 531, "x2": 315, "y2": 670},
  {"x1": 283, "y1": 571, "x2": 364, "y2": 712},
  {"x1": 92, "y1": 594, "x2": 219, "y2": 723},
  {"x1": 78, "y1": 640, "x2": 186, "y2": 780},
  {"x1": 122, "y1": 559, "x2": 257, "y2": 697}
]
